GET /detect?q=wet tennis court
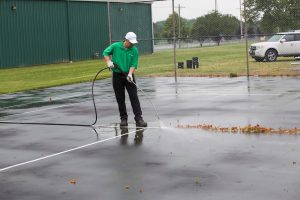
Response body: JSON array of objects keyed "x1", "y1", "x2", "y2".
[{"x1": 1, "y1": 77, "x2": 300, "y2": 200}]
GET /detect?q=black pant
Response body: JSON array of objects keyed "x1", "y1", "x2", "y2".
[{"x1": 113, "y1": 72, "x2": 142, "y2": 121}]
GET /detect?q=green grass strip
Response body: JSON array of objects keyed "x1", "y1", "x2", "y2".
[{"x1": 1, "y1": 42, "x2": 299, "y2": 94}]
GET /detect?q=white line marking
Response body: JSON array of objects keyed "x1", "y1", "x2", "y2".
[
  {"x1": 93, "y1": 121, "x2": 164, "y2": 129},
  {"x1": 0, "y1": 128, "x2": 146, "y2": 173},
  {"x1": 1, "y1": 98, "x2": 108, "y2": 119},
  {"x1": 2, "y1": 104, "x2": 78, "y2": 118},
  {"x1": 2, "y1": 94, "x2": 90, "y2": 110},
  {"x1": 94, "y1": 125, "x2": 161, "y2": 129}
]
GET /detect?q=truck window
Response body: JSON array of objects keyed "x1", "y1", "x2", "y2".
[{"x1": 283, "y1": 34, "x2": 295, "y2": 42}]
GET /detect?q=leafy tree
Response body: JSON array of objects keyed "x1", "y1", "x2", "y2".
[
  {"x1": 190, "y1": 16, "x2": 207, "y2": 46},
  {"x1": 153, "y1": 21, "x2": 165, "y2": 39},
  {"x1": 185, "y1": 18, "x2": 196, "y2": 35},
  {"x1": 162, "y1": 12, "x2": 189, "y2": 39},
  {"x1": 244, "y1": 0, "x2": 300, "y2": 32},
  {"x1": 190, "y1": 12, "x2": 240, "y2": 45}
]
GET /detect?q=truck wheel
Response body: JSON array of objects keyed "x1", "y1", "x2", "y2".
[{"x1": 265, "y1": 49, "x2": 277, "y2": 62}]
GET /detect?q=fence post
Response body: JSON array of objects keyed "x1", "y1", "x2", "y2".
[
  {"x1": 172, "y1": 0, "x2": 177, "y2": 83},
  {"x1": 244, "y1": 0, "x2": 250, "y2": 84}
]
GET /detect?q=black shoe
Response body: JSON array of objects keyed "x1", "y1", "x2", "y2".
[
  {"x1": 120, "y1": 118, "x2": 128, "y2": 127},
  {"x1": 136, "y1": 118, "x2": 147, "y2": 127}
]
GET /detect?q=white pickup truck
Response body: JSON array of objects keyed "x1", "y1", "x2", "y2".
[{"x1": 249, "y1": 31, "x2": 300, "y2": 62}]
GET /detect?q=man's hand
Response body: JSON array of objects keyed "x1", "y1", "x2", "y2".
[
  {"x1": 106, "y1": 60, "x2": 114, "y2": 69},
  {"x1": 127, "y1": 74, "x2": 133, "y2": 83}
]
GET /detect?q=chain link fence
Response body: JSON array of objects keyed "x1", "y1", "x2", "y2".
[
  {"x1": 112, "y1": 0, "x2": 300, "y2": 79},
  {"x1": 2, "y1": 0, "x2": 299, "y2": 78},
  {"x1": 148, "y1": 0, "x2": 300, "y2": 79}
]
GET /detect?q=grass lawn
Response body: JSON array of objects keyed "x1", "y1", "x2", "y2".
[
  {"x1": 139, "y1": 43, "x2": 299, "y2": 77},
  {"x1": 1, "y1": 42, "x2": 299, "y2": 94}
]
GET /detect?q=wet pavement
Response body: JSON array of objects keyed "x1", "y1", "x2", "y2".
[{"x1": 0, "y1": 77, "x2": 300, "y2": 200}]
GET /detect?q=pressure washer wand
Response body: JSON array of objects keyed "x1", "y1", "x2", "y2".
[{"x1": 113, "y1": 64, "x2": 160, "y2": 121}]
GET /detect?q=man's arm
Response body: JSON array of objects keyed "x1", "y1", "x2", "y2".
[
  {"x1": 129, "y1": 67, "x2": 135, "y2": 75},
  {"x1": 103, "y1": 45, "x2": 114, "y2": 68},
  {"x1": 127, "y1": 48, "x2": 138, "y2": 82},
  {"x1": 104, "y1": 56, "x2": 111, "y2": 63},
  {"x1": 126, "y1": 67, "x2": 135, "y2": 82}
]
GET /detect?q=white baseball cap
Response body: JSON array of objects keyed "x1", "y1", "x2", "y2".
[{"x1": 125, "y1": 32, "x2": 138, "y2": 44}]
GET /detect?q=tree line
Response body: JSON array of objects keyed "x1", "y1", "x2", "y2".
[{"x1": 154, "y1": 0, "x2": 300, "y2": 41}]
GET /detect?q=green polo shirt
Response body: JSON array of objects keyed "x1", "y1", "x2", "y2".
[{"x1": 102, "y1": 41, "x2": 138, "y2": 73}]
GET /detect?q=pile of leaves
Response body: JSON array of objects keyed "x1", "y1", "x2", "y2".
[{"x1": 176, "y1": 124, "x2": 300, "y2": 135}]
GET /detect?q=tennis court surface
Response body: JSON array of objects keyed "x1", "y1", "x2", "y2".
[{"x1": 1, "y1": 77, "x2": 300, "y2": 200}]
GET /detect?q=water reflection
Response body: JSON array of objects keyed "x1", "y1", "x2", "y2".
[
  {"x1": 91, "y1": 126, "x2": 100, "y2": 141},
  {"x1": 134, "y1": 128, "x2": 144, "y2": 146},
  {"x1": 119, "y1": 127, "x2": 144, "y2": 146},
  {"x1": 120, "y1": 127, "x2": 129, "y2": 145}
]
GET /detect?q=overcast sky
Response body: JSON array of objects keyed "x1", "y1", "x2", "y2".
[{"x1": 152, "y1": 0, "x2": 242, "y2": 22}]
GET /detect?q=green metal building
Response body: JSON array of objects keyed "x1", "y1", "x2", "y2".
[{"x1": 0, "y1": 0, "x2": 153, "y2": 68}]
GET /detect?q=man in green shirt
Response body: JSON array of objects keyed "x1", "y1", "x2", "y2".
[{"x1": 103, "y1": 32, "x2": 147, "y2": 127}]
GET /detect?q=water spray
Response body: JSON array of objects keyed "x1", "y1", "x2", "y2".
[{"x1": 113, "y1": 64, "x2": 162, "y2": 123}]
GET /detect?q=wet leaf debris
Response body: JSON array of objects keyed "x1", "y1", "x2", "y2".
[
  {"x1": 176, "y1": 124, "x2": 300, "y2": 135},
  {"x1": 69, "y1": 178, "x2": 77, "y2": 185}
]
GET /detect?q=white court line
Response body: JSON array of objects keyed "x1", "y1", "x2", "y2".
[
  {"x1": 2, "y1": 93, "x2": 90, "y2": 110},
  {"x1": 93, "y1": 120, "x2": 164, "y2": 130},
  {"x1": 94, "y1": 124, "x2": 161, "y2": 129},
  {"x1": 1, "y1": 97, "x2": 108, "y2": 119},
  {"x1": 1, "y1": 104, "x2": 80, "y2": 118},
  {"x1": 0, "y1": 128, "x2": 146, "y2": 173}
]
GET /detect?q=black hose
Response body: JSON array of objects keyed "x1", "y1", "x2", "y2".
[
  {"x1": 91, "y1": 67, "x2": 109, "y2": 125},
  {"x1": 0, "y1": 67, "x2": 109, "y2": 127}
]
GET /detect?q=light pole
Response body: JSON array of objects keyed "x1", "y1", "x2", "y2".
[
  {"x1": 107, "y1": 1, "x2": 112, "y2": 45},
  {"x1": 240, "y1": 0, "x2": 243, "y2": 40},
  {"x1": 177, "y1": 4, "x2": 185, "y2": 48},
  {"x1": 244, "y1": 0, "x2": 250, "y2": 83},
  {"x1": 178, "y1": 4, "x2": 181, "y2": 48}
]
